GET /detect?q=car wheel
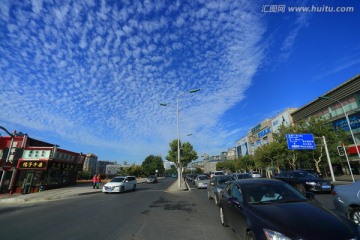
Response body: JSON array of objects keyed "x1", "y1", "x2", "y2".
[
  {"x1": 214, "y1": 195, "x2": 219, "y2": 205},
  {"x1": 219, "y1": 207, "x2": 228, "y2": 227},
  {"x1": 350, "y1": 207, "x2": 360, "y2": 225},
  {"x1": 296, "y1": 183, "x2": 306, "y2": 194},
  {"x1": 246, "y1": 231, "x2": 255, "y2": 240},
  {"x1": 208, "y1": 191, "x2": 212, "y2": 200},
  {"x1": 120, "y1": 186, "x2": 125, "y2": 193},
  {"x1": 132, "y1": 184, "x2": 136, "y2": 191}
]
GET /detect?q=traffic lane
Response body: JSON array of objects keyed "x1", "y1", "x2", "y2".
[
  {"x1": 122, "y1": 191, "x2": 237, "y2": 240},
  {"x1": 0, "y1": 178, "x2": 236, "y2": 240},
  {"x1": 0, "y1": 177, "x2": 176, "y2": 240}
]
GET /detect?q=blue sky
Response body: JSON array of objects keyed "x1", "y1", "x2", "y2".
[{"x1": 1, "y1": 0, "x2": 359, "y2": 165}]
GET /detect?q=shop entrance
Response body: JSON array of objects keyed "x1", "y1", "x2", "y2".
[{"x1": 22, "y1": 172, "x2": 34, "y2": 194}]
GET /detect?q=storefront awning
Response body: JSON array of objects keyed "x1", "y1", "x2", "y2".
[{"x1": 348, "y1": 144, "x2": 360, "y2": 155}]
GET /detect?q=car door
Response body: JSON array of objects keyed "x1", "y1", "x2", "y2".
[
  {"x1": 223, "y1": 183, "x2": 248, "y2": 239},
  {"x1": 124, "y1": 177, "x2": 131, "y2": 190}
]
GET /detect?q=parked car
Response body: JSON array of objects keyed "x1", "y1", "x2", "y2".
[
  {"x1": 146, "y1": 175, "x2": 158, "y2": 183},
  {"x1": 219, "y1": 178, "x2": 360, "y2": 240},
  {"x1": 298, "y1": 168, "x2": 323, "y2": 178},
  {"x1": 102, "y1": 176, "x2": 137, "y2": 193},
  {"x1": 210, "y1": 170, "x2": 225, "y2": 178},
  {"x1": 194, "y1": 175, "x2": 209, "y2": 189},
  {"x1": 273, "y1": 170, "x2": 332, "y2": 193},
  {"x1": 249, "y1": 171, "x2": 261, "y2": 178},
  {"x1": 233, "y1": 173, "x2": 252, "y2": 180},
  {"x1": 332, "y1": 180, "x2": 360, "y2": 225},
  {"x1": 185, "y1": 174, "x2": 197, "y2": 184},
  {"x1": 207, "y1": 175, "x2": 235, "y2": 205}
]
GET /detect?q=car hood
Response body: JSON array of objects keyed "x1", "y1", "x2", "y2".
[
  {"x1": 104, "y1": 182, "x2": 123, "y2": 187},
  {"x1": 249, "y1": 201, "x2": 358, "y2": 239}
]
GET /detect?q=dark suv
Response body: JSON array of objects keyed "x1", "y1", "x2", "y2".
[{"x1": 273, "y1": 170, "x2": 332, "y2": 194}]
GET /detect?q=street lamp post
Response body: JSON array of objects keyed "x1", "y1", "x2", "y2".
[
  {"x1": 161, "y1": 88, "x2": 200, "y2": 188},
  {"x1": 319, "y1": 96, "x2": 360, "y2": 159}
]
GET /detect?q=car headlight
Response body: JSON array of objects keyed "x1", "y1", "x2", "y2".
[
  {"x1": 263, "y1": 228, "x2": 291, "y2": 240},
  {"x1": 305, "y1": 181, "x2": 316, "y2": 186}
]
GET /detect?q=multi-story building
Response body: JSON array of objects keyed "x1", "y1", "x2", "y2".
[
  {"x1": 291, "y1": 74, "x2": 360, "y2": 174},
  {"x1": 236, "y1": 136, "x2": 249, "y2": 157},
  {"x1": 226, "y1": 147, "x2": 236, "y2": 160},
  {"x1": 248, "y1": 118, "x2": 273, "y2": 155},
  {"x1": 234, "y1": 108, "x2": 297, "y2": 157},
  {"x1": 96, "y1": 160, "x2": 116, "y2": 175},
  {"x1": 164, "y1": 160, "x2": 176, "y2": 170},
  {"x1": 0, "y1": 130, "x2": 85, "y2": 194},
  {"x1": 82, "y1": 153, "x2": 98, "y2": 175}
]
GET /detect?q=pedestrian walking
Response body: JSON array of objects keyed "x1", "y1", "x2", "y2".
[
  {"x1": 96, "y1": 174, "x2": 101, "y2": 189},
  {"x1": 92, "y1": 174, "x2": 97, "y2": 189}
]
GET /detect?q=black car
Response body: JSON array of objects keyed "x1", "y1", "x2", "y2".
[
  {"x1": 273, "y1": 170, "x2": 332, "y2": 193},
  {"x1": 146, "y1": 175, "x2": 158, "y2": 183},
  {"x1": 298, "y1": 168, "x2": 323, "y2": 178},
  {"x1": 233, "y1": 173, "x2": 252, "y2": 180},
  {"x1": 219, "y1": 179, "x2": 360, "y2": 240},
  {"x1": 207, "y1": 175, "x2": 235, "y2": 205}
]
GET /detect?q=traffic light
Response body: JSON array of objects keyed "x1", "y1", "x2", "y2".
[{"x1": 337, "y1": 146, "x2": 345, "y2": 156}]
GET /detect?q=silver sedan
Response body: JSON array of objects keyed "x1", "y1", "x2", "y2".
[{"x1": 332, "y1": 180, "x2": 360, "y2": 225}]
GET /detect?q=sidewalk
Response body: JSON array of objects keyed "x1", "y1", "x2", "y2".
[
  {"x1": 324, "y1": 174, "x2": 360, "y2": 185},
  {"x1": 0, "y1": 177, "x2": 188, "y2": 204}
]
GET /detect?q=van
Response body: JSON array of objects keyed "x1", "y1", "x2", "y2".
[{"x1": 210, "y1": 171, "x2": 225, "y2": 178}]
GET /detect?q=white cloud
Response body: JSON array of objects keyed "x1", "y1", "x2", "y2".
[{"x1": 0, "y1": 0, "x2": 265, "y2": 163}]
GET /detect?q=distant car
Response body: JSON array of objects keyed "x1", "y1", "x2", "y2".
[
  {"x1": 273, "y1": 170, "x2": 332, "y2": 194},
  {"x1": 219, "y1": 178, "x2": 360, "y2": 240},
  {"x1": 332, "y1": 180, "x2": 360, "y2": 225},
  {"x1": 102, "y1": 176, "x2": 137, "y2": 193},
  {"x1": 298, "y1": 168, "x2": 323, "y2": 178},
  {"x1": 249, "y1": 171, "x2": 261, "y2": 178},
  {"x1": 207, "y1": 175, "x2": 235, "y2": 205},
  {"x1": 185, "y1": 174, "x2": 196, "y2": 183},
  {"x1": 233, "y1": 173, "x2": 252, "y2": 180},
  {"x1": 194, "y1": 175, "x2": 209, "y2": 189},
  {"x1": 146, "y1": 175, "x2": 158, "y2": 183},
  {"x1": 210, "y1": 171, "x2": 225, "y2": 178}
]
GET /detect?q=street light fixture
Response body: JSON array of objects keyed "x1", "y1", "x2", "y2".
[
  {"x1": 161, "y1": 88, "x2": 200, "y2": 188},
  {"x1": 318, "y1": 96, "x2": 360, "y2": 159}
]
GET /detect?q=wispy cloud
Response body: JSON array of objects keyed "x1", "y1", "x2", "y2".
[{"x1": 0, "y1": 0, "x2": 265, "y2": 162}]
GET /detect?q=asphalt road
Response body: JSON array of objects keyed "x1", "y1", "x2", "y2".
[
  {"x1": 0, "y1": 177, "x2": 236, "y2": 240},
  {"x1": 0, "y1": 178, "x2": 340, "y2": 240}
]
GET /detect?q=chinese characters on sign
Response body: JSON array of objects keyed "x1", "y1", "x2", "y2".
[
  {"x1": 286, "y1": 134, "x2": 316, "y2": 150},
  {"x1": 18, "y1": 160, "x2": 48, "y2": 170}
]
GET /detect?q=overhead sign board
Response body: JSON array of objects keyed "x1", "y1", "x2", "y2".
[{"x1": 286, "y1": 134, "x2": 316, "y2": 150}]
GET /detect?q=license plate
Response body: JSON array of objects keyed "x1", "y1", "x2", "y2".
[{"x1": 322, "y1": 185, "x2": 330, "y2": 189}]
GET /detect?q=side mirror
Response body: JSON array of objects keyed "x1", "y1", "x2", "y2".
[{"x1": 228, "y1": 197, "x2": 240, "y2": 206}]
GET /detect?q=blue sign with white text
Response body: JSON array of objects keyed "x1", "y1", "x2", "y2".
[{"x1": 286, "y1": 134, "x2": 316, "y2": 150}]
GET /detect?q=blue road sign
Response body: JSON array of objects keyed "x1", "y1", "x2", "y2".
[{"x1": 286, "y1": 134, "x2": 316, "y2": 150}]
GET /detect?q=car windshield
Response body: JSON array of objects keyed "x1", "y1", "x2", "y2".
[
  {"x1": 110, "y1": 177, "x2": 125, "y2": 182},
  {"x1": 197, "y1": 176, "x2": 208, "y2": 180},
  {"x1": 242, "y1": 182, "x2": 307, "y2": 204},
  {"x1": 237, "y1": 174, "x2": 251, "y2": 178},
  {"x1": 293, "y1": 171, "x2": 315, "y2": 178}
]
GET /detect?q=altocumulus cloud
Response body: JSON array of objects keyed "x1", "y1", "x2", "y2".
[{"x1": 0, "y1": 0, "x2": 265, "y2": 162}]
